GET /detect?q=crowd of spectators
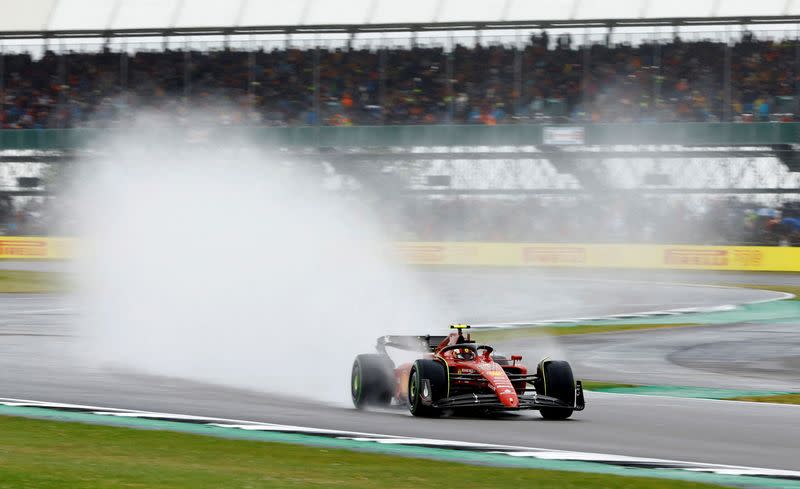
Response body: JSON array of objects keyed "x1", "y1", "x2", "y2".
[
  {"x1": 2, "y1": 31, "x2": 800, "y2": 129},
  {"x1": 2, "y1": 31, "x2": 799, "y2": 246},
  {"x1": 390, "y1": 197, "x2": 800, "y2": 246}
]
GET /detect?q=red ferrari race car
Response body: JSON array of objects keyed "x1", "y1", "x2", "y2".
[{"x1": 351, "y1": 324, "x2": 585, "y2": 419}]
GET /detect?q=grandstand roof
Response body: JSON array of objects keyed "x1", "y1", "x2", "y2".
[{"x1": 2, "y1": 0, "x2": 800, "y2": 39}]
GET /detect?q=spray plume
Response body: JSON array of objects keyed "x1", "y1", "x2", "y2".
[{"x1": 71, "y1": 117, "x2": 446, "y2": 404}]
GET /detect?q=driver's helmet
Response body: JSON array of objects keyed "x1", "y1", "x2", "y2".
[{"x1": 452, "y1": 348, "x2": 475, "y2": 361}]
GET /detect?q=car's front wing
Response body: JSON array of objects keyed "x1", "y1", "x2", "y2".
[{"x1": 433, "y1": 381, "x2": 585, "y2": 411}]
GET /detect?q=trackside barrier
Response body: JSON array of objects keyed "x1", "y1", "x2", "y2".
[
  {"x1": 1, "y1": 238, "x2": 798, "y2": 272},
  {"x1": 4, "y1": 124, "x2": 800, "y2": 150},
  {"x1": 397, "y1": 242, "x2": 800, "y2": 272},
  {"x1": 0, "y1": 237, "x2": 72, "y2": 259}
]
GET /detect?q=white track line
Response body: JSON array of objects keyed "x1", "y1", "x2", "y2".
[
  {"x1": 470, "y1": 278, "x2": 793, "y2": 329},
  {"x1": 1, "y1": 397, "x2": 798, "y2": 479}
]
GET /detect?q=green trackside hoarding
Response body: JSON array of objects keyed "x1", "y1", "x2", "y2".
[{"x1": 1, "y1": 123, "x2": 799, "y2": 150}]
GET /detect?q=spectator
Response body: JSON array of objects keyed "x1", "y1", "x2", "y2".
[{"x1": 2, "y1": 32, "x2": 800, "y2": 128}]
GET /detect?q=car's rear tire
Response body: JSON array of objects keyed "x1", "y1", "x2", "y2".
[
  {"x1": 536, "y1": 360, "x2": 576, "y2": 420},
  {"x1": 351, "y1": 354, "x2": 394, "y2": 409},
  {"x1": 408, "y1": 359, "x2": 447, "y2": 417}
]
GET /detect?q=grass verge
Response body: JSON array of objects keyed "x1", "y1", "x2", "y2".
[
  {"x1": 0, "y1": 269, "x2": 66, "y2": 293},
  {"x1": 582, "y1": 380, "x2": 641, "y2": 390},
  {"x1": 0, "y1": 415, "x2": 725, "y2": 489},
  {"x1": 583, "y1": 380, "x2": 800, "y2": 404},
  {"x1": 728, "y1": 393, "x2": 800, "y2": 404},
  {"x1": 472, "y1": 323, "x2": 699, "y2": 342}
]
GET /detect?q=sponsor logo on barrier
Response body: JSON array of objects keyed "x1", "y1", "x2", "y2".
[
  {"x1": 397, "y1": 245, "x2": 445, "y2": 263},
  {"x1": 523, "y1": 246, "x2": 586, "y2": 264},
  {"x1": 664, "y1": 249, "x2": 728, "y2": 266},
  {"x1": 731, "y1": 249, "x2": 764, "y2": 267},
  {"x1": 447, "y1": 245, "x2": 479, "y2": 261},
  {"x1": 0, "y1": 239, "x2": 48, "y2": 257},
  {"x1": 543, "y1": 126, "x2": 585, "y2": 145}
]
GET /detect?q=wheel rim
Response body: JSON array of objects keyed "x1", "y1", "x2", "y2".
[{"x1": 409, "y1": 370, "x2": 418, "y2": 404}]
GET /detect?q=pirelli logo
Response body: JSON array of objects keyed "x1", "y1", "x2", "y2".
[
  {"x1": 0, "y1": 239, "x2": 48, "y2": 257},
  {"x1": 664, "y1": 248, "x2": 764, "y2": 267},
  {"x1": 523, "y1": 247, "x2": 586, "y2": 264},
  {"x1": 664, "y1": 249, "x2": 727, "y2": 266},
  {"x1": 732, "y1": 249, "x2": 764, "y2": 267},
  {"x1": 397, "y1": 245, "x2": 445, "y2": 263}
]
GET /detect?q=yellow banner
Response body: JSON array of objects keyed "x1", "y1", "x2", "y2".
[
  {"x1": 1, "y1": 238, "x2": 798, "y2": 271},
  {"x1": 0, "y1": 237, "x2": 72, "y2": 260},
  {"x1": 397, "y1": 242, "x2": 800, "y2": 272}
]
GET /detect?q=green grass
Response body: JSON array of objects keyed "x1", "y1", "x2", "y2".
[
  {"x1": 728, "y1": 393, "x2": 800, "y2": 404},
  {"x1": 582, "y1": 380, "x2": 641, "y2": 390},
  {"x1": 0, "y1": 269, "x2": 66, "y2": 293},
  {"x1": 583, "y1": 380, "x2": 800, "y2": 404},
  {"x1": 0, "y1": 415, "x2": 725, "y2": 489},
  {"x1": 472, "y1": 323, "x2": 699, "y2": 342}
]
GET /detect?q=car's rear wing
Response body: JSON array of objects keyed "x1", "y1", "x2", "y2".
[{"x1": 376, "y1": 335, "x2": 449, "y2": 354}]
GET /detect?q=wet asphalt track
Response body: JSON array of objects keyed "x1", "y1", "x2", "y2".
[{"x1": 0, "y1": 264, "x2": 798, "y2": 471}]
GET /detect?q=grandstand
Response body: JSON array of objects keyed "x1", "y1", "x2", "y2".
[{"x1": 0, "y1": 0, "x2": 799, "y2": 244}]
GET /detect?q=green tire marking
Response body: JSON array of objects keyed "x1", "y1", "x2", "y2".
[
  {"x1": 410, "y1": 370, "x2": 417, "y2": 402},
  {"x1": 353, "y1": 364, "x2": 361, "y2": 402},
  {"x1": 435, "y1": 355, "x2": 450, "y2": 398}
]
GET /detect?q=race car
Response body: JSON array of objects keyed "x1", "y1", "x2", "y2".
[{"x1": 350, "y1": 324, "x2": 584, "y2": 419}]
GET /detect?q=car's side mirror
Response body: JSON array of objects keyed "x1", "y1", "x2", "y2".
[{"x1": 511, "y1": 355, "x2": 522, "y2": 366}]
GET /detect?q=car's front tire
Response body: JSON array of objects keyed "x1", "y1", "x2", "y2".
[
  {"x1": 351, "y1": 354, "x2": 394, "y2": 409},
  {"x1": 408, "y1": 359, "x2": 447, "y2": 417},
  {"x1": 536, "y1": 359, "x2": 576, "y2": 420}
]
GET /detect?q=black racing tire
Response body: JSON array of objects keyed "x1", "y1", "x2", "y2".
[
  {"x1": 536, "y1": 360, "x2": 576, "y2": 420},
  {"x1": 351, "y1": 354, "x2": 395, "y2": 409},
  {"x1": 408, "y1": 359, "x2": 447, "y2": 417}
]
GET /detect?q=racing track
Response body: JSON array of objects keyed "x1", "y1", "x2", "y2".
[{"x1": 0, "y1": 265, "x2": 798, "y2": 472}]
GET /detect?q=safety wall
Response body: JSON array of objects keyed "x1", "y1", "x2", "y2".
[
  {"x1": 397, "y1": 242, "x2": 800, "y2": 272},
  {"x1": 3, "y1": 123, "x2": 800, "y2": 150},
  {"x1": 1, "y1": 237, "x2": 798, "y2": 271}
]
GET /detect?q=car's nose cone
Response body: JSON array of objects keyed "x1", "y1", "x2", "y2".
[
  {"x1": 497, "y1": 389, "x2": 519, "y2": 408},
  {"x1": 481, "y1": 366, "x2": 519, "y2": 407}
]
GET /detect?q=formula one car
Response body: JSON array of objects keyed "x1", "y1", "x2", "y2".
[{"x1": 351, "y1": 325, "x2": 584, "y2": 419}]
